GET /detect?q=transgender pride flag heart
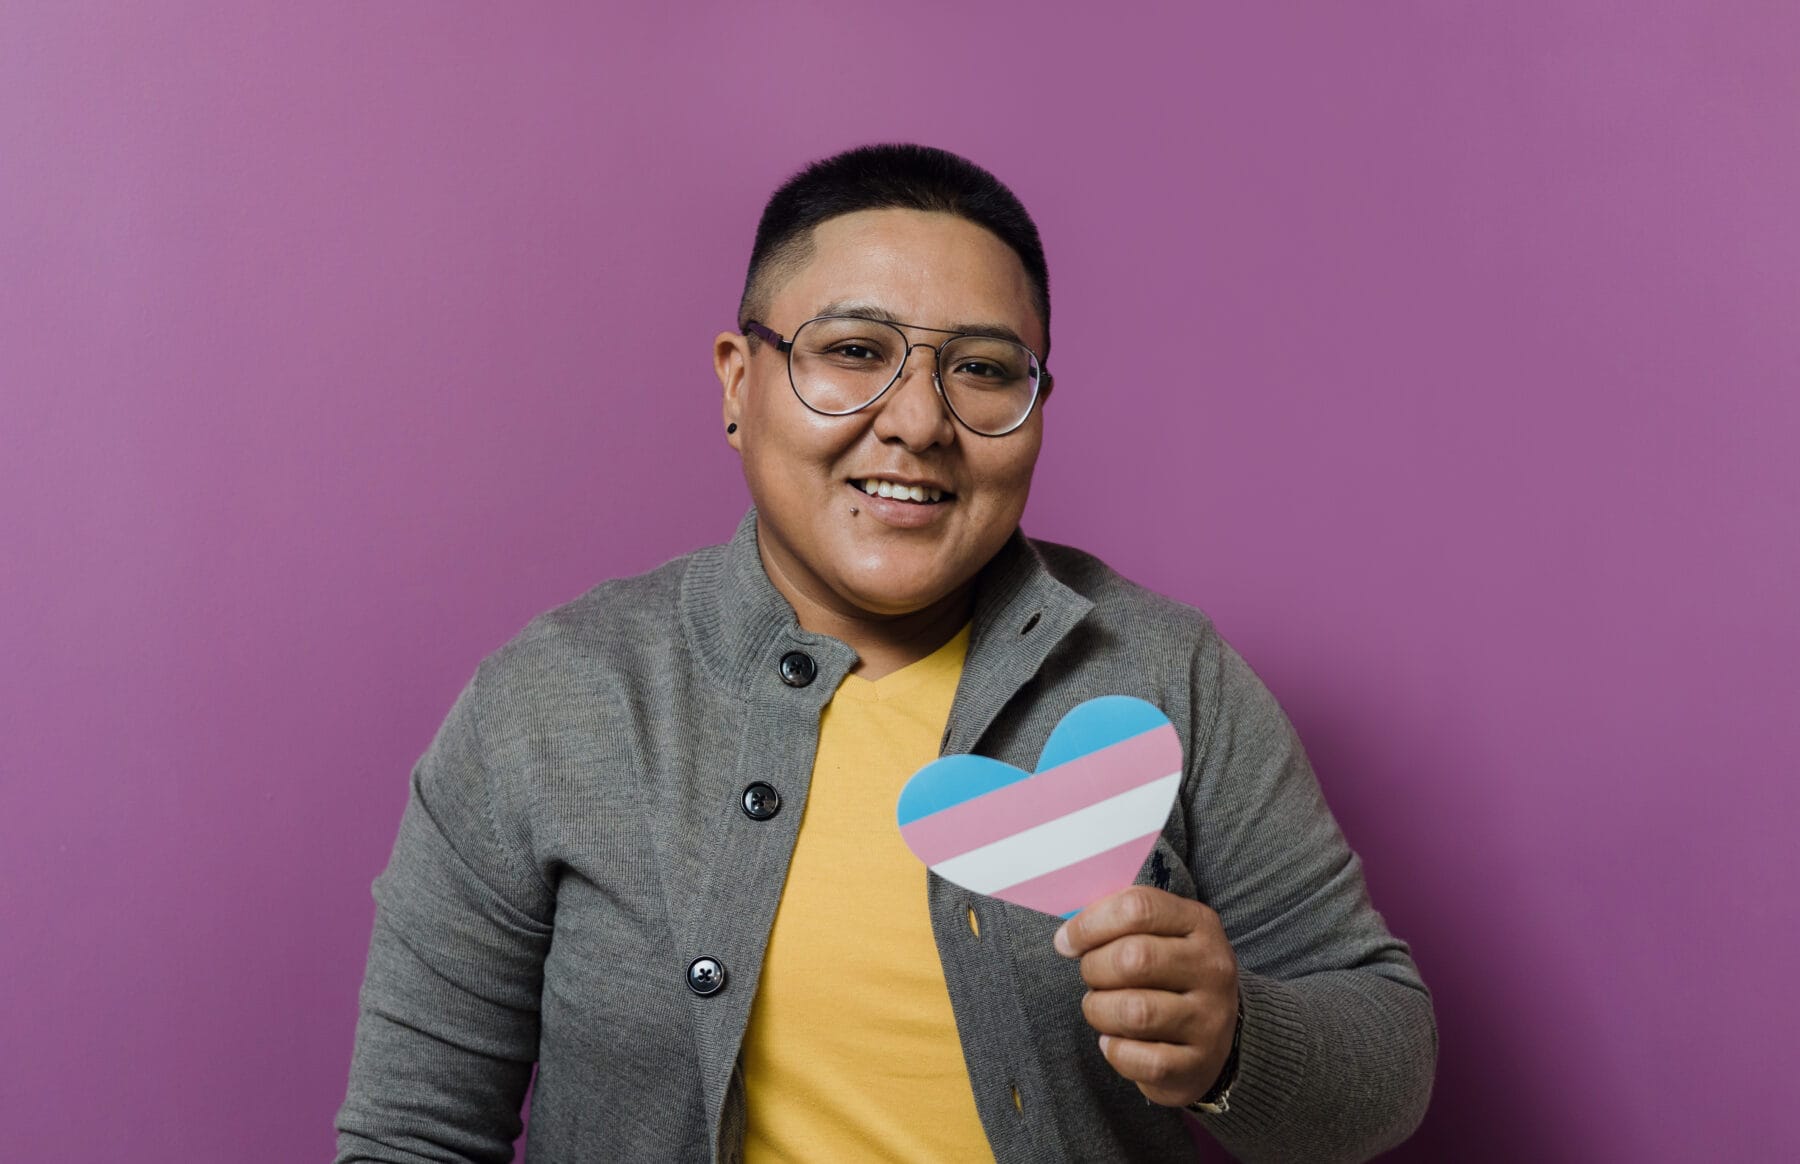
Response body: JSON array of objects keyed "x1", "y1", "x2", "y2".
[{"x1": 896, "y1": 696, "x2": 1184, "y2": 918}]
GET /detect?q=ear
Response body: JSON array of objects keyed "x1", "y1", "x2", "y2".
[{"x1": 714, "y1": 330, "x2": 750, "y2": 451}]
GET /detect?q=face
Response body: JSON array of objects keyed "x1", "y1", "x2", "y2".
[{"x1": 715, "y1": 208, "x2": 1049, "y2": 622}]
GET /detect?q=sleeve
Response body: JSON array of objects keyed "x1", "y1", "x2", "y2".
[
  {"x1": 334, "y1": 666, "x2": 556, "y2": 1164},
  {"x1": 1181, "y1": 628, "x2": 1438, "y2": 1164}
]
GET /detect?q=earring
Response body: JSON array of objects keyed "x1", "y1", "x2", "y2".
[{"x1": 726, "y1": 423, "x2": 738, "y2": 434}]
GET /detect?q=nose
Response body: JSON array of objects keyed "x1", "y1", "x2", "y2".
[{"x1": 871, "y1": 343, "x2": 957, "y2": 448}]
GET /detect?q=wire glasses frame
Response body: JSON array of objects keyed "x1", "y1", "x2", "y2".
[{"x1": 742, "y1": 314, "x2": 1050, "y2": 437}]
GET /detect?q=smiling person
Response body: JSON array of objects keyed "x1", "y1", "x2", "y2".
[{"x1": 336, "y1": 145, "x2": 1437, "y2": 1163}]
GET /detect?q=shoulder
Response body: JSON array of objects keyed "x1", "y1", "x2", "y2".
[
  {"x1": 1030, "y1": 539, "x2": 1298, "y2": 759},
  {"x1": 1019, "y1": 538, "x2": 1306, "y2": 845},
  {"x1": 1015, "y1": 534, "x2": 1246, "y2": 748},
  {"x1": 1027, "y1": 535, "x2": 1220, "y2": 646},
  {"x1": 468, "y1": 543, "x2": 718, "y2": 719}
]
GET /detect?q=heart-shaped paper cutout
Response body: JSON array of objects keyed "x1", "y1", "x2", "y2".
[{"x1": 897, "y1": 696, "x2": 1183, "y2": 918}]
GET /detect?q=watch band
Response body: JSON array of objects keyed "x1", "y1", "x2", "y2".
[{"x1": 1185, "y1": 992, "x2": 1244, "y2": 1116}]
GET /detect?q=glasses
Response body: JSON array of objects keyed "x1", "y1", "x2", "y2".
[{"x1": 742, "y1": 314, "x2": 1049, "y2": 437}]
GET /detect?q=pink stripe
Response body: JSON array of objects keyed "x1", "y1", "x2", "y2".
[
  {"x1": 995, "y1": 833, "x2": 1163, "y2": 916},
  {"x1": 900, "y1": 725, "x2": 1181, "y2": 865}
]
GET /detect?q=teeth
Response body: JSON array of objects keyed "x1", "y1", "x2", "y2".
[{"x1": 855, "y1": 478, "x2": 947, "y2": 502}]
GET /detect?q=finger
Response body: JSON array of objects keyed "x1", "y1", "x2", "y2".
[
  {"x1": 1081, "y1": 987, "x2": 1198, "y2": 1044},
  {"x1": 1077, "y1": 933, "x2": 1202, "y2": 992},
  {"x1": 1097, "y1": 1034, "x2": 1210, "y2": 1107},
  {"x1": 1056, "y1": 886, "x2": 1210, "y2": 957}
]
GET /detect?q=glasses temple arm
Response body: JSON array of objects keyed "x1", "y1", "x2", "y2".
[{"x1": 741, "y1": 320, "x2": 793, "y2": 352}]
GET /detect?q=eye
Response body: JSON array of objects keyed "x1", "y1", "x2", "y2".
[
  {"x1": 832, "y1": 343, "x2": 883, "y2": 361},
  {"x1": 953, "y1": 360, "x2": 1007, "y2": 379}
]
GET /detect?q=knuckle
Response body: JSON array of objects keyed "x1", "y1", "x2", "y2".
[
  {"x1": 1139, "y1": 1051, "x2": 1178, "y2": 1086},
  {"x1": 1120, "y1": 886, "x2": 1158, "y2": 926},
  {"x1": 1116, "y1": 937, "x2": 1155, "y2": 979},
  {"x1": 1121, "y1": 992, "x2": 1155, "y2": 1032}
]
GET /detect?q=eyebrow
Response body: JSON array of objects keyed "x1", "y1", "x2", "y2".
[{"x1": 813, "y1": 299, "x2": 1028, "y2": 346}]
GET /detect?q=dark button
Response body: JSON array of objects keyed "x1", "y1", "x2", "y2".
[
  {"x1": 778, "y1": 651, "x2": 817, "y2": 687},
  {"x1": 741, "y1": 782, "x2": 782, "y2": 821},
  {"x1": 687, "y1": 956, "x2": 726, "y2": 997}
]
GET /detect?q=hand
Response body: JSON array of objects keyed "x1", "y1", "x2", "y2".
[{"x1": 1053, "y1": 885, "x2": 1240, "y2": 1108}]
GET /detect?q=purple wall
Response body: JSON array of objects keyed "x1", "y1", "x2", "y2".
[{"x1": 4, "y1": 4, "x2": 1795, "y2": 1160}]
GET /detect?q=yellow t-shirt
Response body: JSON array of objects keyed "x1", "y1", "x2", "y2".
[{"x1": 741, "y1": 624, "x2": 993, "y2": 1163}]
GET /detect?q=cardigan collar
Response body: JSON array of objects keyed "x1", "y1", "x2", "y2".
[{"x1": 682, "y1": 508, "x2": 1093, "y2": 742}]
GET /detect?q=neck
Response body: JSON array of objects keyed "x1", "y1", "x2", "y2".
[{"x1": 756, "y1": 539, "x2": 974, "y2": 682}]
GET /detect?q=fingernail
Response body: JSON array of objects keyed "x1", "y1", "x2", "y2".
[
  {"x1": 1053, "y1": 924, "x2": 1072, "y2": 956},
  {"x1": 1098, "y1": 1034, "x2": 1112, "y2": 1054}
]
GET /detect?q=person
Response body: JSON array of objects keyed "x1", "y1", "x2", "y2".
[{"x1": 335, "y1": 143, "x2": 1437, "y2": 1163}]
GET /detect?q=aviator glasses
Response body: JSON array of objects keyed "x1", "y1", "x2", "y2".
[{"x1": 742, "y1": 314, "x2": 1048, "y2": 437}]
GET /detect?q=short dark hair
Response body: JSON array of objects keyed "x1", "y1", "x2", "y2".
[{"x1": 738, "y1": 143, "x2": 1051, "y2": 357}]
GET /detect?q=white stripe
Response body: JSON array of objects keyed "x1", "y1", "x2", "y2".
[{"x1": 932, "y1": 773, "x2": 1181, "y2": 895}]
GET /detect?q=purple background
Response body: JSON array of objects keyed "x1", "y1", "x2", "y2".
[{"x1": 4, "y1": 4, "x2": 1796, "y2": 1160}]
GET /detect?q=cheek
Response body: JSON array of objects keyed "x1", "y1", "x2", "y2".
[
  {"x1": 980, "y1": 444, "x2": 1042, "y2": 506},
  {"x1": 740, "y1": 424, "x2": 862, "y2": 516},
  {"x1": 742, "y1": 406, "x2": 822, "y2": 471}
]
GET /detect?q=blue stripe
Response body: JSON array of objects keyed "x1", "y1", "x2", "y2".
[
  {"x1": 895, "y1": 755, "x2": 1028, "y2": 827},
  {"x1": 1035, "y1": 696, "x2": 1172, "y2": 772}
]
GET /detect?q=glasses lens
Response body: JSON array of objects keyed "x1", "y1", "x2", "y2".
[
  {"x1": 940, "y1": 336, "x2": 1040, "y2": 435},
  {"x1": 788, "y1": 317, "x2": 906, "y2": 415}
]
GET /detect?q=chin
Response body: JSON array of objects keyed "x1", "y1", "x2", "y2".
[
  {"x1": 841, "y1": 588, "x2": 942, "y2": 618},
  {"x1": 829, "y1": 539, "x2": 989, "y2": 618},
  {"x1": 834, "y1": 572, "x2": 961, "y2": 618}
]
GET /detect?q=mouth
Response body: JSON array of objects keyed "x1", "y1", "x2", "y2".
[{"x1": 850, "y1": 476, "x2": 955, "y2": 505}]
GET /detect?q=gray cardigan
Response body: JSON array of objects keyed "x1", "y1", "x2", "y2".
[{"x1": 336, "y1": 511, "x2": 1436, "y2": 1163}]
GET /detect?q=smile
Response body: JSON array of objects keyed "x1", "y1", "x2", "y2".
[{"x1": 852, "y1": 477, "x2": 953, "y2": 504}]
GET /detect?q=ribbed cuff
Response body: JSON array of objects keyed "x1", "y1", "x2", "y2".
[{"x1": 1194, "y1": 970, "x2": 1310, "y2": 1137}]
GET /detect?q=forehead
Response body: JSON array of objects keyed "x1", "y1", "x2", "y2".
[{"x1": 770, "y1": 209, "x2": 1044, "y2": 352}]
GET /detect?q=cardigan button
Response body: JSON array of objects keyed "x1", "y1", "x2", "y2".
[
  {"x1": 741, "y1": 782, "x2": 781, "y2": 821},
  {"x1": 687, "y1": 956, "x2": 727, "y2": 997},
  {"x1": 778, "y1": 651, "x2": 817, "y2": 687}
]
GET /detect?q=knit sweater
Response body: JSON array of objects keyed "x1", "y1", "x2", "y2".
[{"x1": 336, "y1": 510, "x2": 1437, "y2": 1162}]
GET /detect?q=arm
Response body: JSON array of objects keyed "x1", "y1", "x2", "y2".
[
  {"x1": 1056, "y1": 625, "x2": 1437, "y2": 1162},
  {"x1": 335, "y1": 667, "x2": 556, "y2": 1164},
  {"x1": 1180, "y1": 629, "x2": 1438, "y2": 1162}
]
